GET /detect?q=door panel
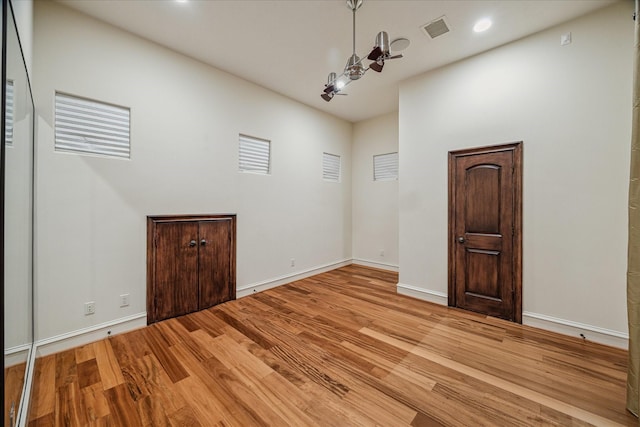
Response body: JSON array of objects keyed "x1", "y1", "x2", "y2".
[
  {"x1": 449, "y1": 143, "x2": 522, "y2": 322},
  {"x1": 466, "y1": 249, "x2": 500, "y2": 299},
  {"x1": 154, "y1": 222, "x2": 199, "y2": 322},
  {"x1": 465, "y1": 165, "x2": 501, "y2": 234},
  {"x1": 198, "y1": 219, "x2": 233, "y2": 309}
]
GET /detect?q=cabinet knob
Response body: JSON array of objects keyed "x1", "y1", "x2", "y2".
[
  {"x1": 457, "y1": 236, "x2": 465, "y2": 244},
  {"x1": 189, "y1": 240, "x2": 196, "y2": 247},
  {"x1": 201, "y1": 239, "x2": 207, "y2": 246}
]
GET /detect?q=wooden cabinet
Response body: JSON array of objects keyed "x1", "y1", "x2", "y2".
[{"x1": 147, "y1": 214, "x2": 236, "y2": 324}]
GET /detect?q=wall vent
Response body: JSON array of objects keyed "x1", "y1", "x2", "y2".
[{"x1": 421, "y1": 16, "x2": 451, "y2": 39}]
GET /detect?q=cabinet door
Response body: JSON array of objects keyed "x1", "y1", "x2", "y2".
[
  {"x1": 198, "y1": 219, "x2": 233, "y2": 309},
  {"x1": 154, "y1": 221, "x2": 199, "y2": 321}
]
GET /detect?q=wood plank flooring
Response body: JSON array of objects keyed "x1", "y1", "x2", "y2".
[
  {"x1": 27, "y1": 265, "x2": 635, "y2": 426},
  {"x1": 5, "y1": 362, "x2": 26, "y2": 427}
]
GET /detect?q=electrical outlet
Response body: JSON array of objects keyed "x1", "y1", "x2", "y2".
[
  {"x1": 290, "y1": 258, "x2": 295, "y2": 267},
  {"x1": 84, "y1": 302, "x2": 96, "y2": 315},
  {"x1": 120, "y1": 293, "x2": 130, "y2": 307}
]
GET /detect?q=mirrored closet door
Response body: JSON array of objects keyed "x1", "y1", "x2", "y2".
[{"x1": 3, "y1": 0, "x2": 36, "y2": 425}]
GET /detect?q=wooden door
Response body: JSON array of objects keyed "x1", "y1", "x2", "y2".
[
  {"x1": 147, "y1": 214, "x2": 237, "y2": 324},
  {"x1": 198, "y1": 219, "x2": 234, "y2": 309},
  {"x1": 153, "y1": 221, "x2": 199, "y2": 322},
  {"x1": 448, "y1": 143, "x2": 522, "y2": 322}
]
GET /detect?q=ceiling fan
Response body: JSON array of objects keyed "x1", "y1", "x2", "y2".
[{"x1": 321, "y1": 0, "x2": 409, "y2": 102}]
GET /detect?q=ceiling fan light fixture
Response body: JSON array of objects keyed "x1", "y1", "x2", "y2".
[
  {"x1": 345, "y1": 54, "x2": 365, "y2": 80},
  {"x1": 320, "y1": 0, "x2": 407, "y2": 103},
  {"x1": 374, "y1": 31, "x2": 390, "y2": 57}
]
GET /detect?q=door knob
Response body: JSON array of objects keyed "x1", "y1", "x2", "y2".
[
  {"x1": 457, "y1": 236, "x2": 465, "y2": 243},
  {"x1": 201, "y1": 239, "x2": 207, "y2": 246},
  {"x1": 189, "y1": 240, "x2": 196, "y2": 247}
]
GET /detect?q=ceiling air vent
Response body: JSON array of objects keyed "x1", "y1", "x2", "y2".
[{"x1": 421, "y1": 16, "x2": 451, "y2": 39}]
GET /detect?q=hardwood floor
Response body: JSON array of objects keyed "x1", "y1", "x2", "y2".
[
  {"x1": 5, "y1": 362, "x2": 26, "y2": 426},
  {"x1": 27, "y1": 265, "x2": 635, "y2": 426}
]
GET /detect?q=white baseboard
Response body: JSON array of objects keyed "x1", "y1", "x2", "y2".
[
  {"x1": 35, "y1": 312, "x2": 147, "y2": 356},
  {"x1": 396, "y1": 283, "x2": 448, "y2": 305},
  {"x1": 33, "y1": 260, "x2": 354, "y2": 354},
  {"x1": 352, "y1": 258, "x2": 399, "y2": 272},
  {"x1": 17, "y1": 346, "x2": 36, "y2": 427},
  {"x1": 523, "y1": 311, "x2": 628, "y2": 349},
  {"x1": 236, "y1": 259, "x2": 352, "y2": 298},
  {"x1": 395, "y1": 283, "x2": 628, "y2": 349},
  {"x1": 4, "y1": 343, "x2": 32, "y2": 367}
]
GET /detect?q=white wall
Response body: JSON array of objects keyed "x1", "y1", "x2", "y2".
[
  {"x1": 352, "y1": 112, "x2": 398, "y2": 270},
  {"x1": 399, "y1": 1, "x2": 633, "y2": 344},
  {"x1": 33, "y1": 1, "x2": 352, "y2": 342}
]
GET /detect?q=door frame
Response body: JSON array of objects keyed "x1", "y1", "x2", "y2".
[{"x1": 447, "y1": 142, "x2": 523, "y2": 323}]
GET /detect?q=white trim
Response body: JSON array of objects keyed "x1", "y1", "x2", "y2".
[
  {"x1": 237, "y1": 259, "x2": 352, "y2": 298},
  {"x1": 17, "y1": 346, "x2": 36, "y2": 427},
  {"x1": 4, "y1": 342, "x2": 32, "y2": 356},
  {"x1": 35, "y1": 312, "x2": 147, "y2": 356},
  {"x1": 396, "y1": 283, "x2": 448, "y2": 305},
  {"x1": 394, "y1": 283, "x2": 627, "y2": 349},
  {"x1": 4, "y1": 343, "x2": 32, "y2": 367},
  {"x1": 523, "y1": 311, "x2": 628, "y2": 349},
  {"x1": 352, "y1": 258, "x2": 398, "y2": 272},
  {"x1": 33, "y1": 260, "x2": 353, "y2": 354}
]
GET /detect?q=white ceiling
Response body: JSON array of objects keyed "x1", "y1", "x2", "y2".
[{"x1": 57, "y1": 0, "x2": 617, "y2": 123}]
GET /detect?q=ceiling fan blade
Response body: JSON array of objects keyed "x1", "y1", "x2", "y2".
[
  {"x1": 324, "y1": 84, "x2": 335, "y2": 94},
  {"x1": 335, "y1": 93, "x2": 348, "y2": 96},
  {"x1": 321, "y1": 93, "x2": 333, "y2": 102},
  {"x1": 387, "y1": 54, "x2": 403, "y2": 60},
  {"x1": 367, "y1": 46, "x2": 382, "y2": 61},
  {"x1": 370, "y1": 61, "x2": 384, "y2": 72}
]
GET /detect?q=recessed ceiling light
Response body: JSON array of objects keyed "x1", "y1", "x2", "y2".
[
  {"x1": 473, "y1": 18, "x2": 492, "y2": 33},
  {"x1": 176, "y1": 0, "x2": 188, "y2": 3}
]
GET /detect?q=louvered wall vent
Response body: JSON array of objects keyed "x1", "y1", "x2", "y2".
[
  {"x1": 239, "y1": 134, "x2": 271, "y2": 174},
  {"x1": 322, "y1": 152, "x2": 341, "y2": 182},
  {"x1": 421, "y1": 16, "x2": 451, "y2": 39},
  {"x1": 55, "y1": 92, "x2": 131, "y2": 159}
]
